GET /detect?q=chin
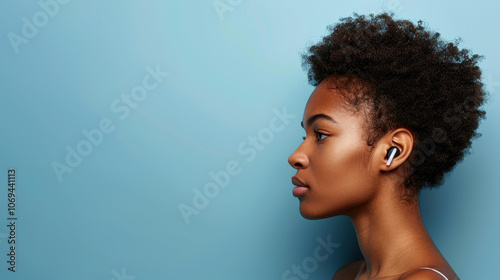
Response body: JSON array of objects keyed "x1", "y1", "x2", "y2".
[{"x1": 299, "y1": 204, "x2": 337, "y2": 220}]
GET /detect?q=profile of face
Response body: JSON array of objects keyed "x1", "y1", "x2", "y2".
[{"x1": 288, "y1": 79, "x2": 382, "y2": 219}]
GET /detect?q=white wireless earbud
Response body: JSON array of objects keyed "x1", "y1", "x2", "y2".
[{"x1": 386, "y1": 146, "x2": 401, "y2": 166}]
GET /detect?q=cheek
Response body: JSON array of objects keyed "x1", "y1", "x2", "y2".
[
  {"x1": 315, "y1": 140, "x2": 369, "y2": 185},
  {"x1": 305, "y1": 141, "x2": 375, "y2": 213}
]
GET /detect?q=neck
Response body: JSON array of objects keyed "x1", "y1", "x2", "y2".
[{"x1": 346, "y1": 187, "x2": 441, "y2": 278}]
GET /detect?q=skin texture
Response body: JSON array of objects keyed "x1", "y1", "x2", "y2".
[{"x1": 288, "y1": 78, "x2": 460, "y2": 280}]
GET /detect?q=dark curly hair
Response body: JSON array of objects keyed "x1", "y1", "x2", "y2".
[{"x1": 300, "y1": 11, "x2": 488, "y2": 196}]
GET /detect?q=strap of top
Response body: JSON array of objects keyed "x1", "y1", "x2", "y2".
[{"x1": 419, "y1": 267, "x2": 449, "y2": 280}]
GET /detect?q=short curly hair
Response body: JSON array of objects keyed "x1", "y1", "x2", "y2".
[{"x1": 300, "y1": 11, "x2": 488, "y2": 196}]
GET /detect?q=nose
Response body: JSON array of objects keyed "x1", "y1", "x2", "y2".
[{"x1": 288, "y1": 144, "x2": 309, "y2": 169}]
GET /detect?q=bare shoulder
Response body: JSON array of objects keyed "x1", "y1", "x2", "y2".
[
  {"x1": 402, "y1": 267, "x2": 458, "y2": 280},
  {"x1": 332, "y1": 259, "x2": 364, "y2": 280}
]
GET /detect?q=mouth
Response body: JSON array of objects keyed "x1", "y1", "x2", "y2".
[{"x1": 291, "y1": 176, "x2": 310, "y2": 197}]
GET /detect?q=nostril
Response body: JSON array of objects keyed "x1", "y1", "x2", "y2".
[
  {"x1": 294, "y1": 162, "x2": 303, "y2": 168},
  {"x1": 289, "y1": 152, "x2": 308, "y2": 169},
  {"x1": 289, "y1": 148, "x2": 309, "y2": 169}
]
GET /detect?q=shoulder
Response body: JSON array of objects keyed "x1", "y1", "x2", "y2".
[
  {"x1": 401, "y1": 267, "x2": 453, "y2": 280},
  {"x1": 332, "y1": 259, "x2": 364, "y2": 280}
]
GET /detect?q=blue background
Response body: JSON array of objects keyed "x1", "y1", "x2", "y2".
[{"x1": 1, "y1": 0, "x2": 499, "y2": 279}]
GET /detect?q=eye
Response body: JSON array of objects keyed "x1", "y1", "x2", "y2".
[
  {"x1": 315, "y1": 130, "x2": 328, "y2": 141},
  {"x1": 302, "y1": 131, "x2": 328, "y2": 141}
]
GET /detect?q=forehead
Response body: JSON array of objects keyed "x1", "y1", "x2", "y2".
[{"x1": 302, "y1": 81, "x2": 355, "y2": 125}]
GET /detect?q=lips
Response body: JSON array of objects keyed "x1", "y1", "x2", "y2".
[
  {"x1": 291, "y1": 176, "x2": 309, "y2": 197},
  {"x1": 292, "y1": 176, "x2": 308, "y2": 188}
]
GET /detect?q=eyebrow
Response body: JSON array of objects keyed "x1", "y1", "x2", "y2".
[{"x1": 301, "y1": 113, "x2": 338, "y2": 128}]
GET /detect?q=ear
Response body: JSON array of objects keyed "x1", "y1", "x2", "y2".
[{"x1": 374, "y1": 128, "x2": 414, "y2": 172}]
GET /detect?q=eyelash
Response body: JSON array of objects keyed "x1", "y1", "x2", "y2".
[{"x1": 302, "y1": 130, "x2": 328, "y2": 141}]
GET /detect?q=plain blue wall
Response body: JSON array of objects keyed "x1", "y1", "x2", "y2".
[{"x1": 0, "y1": 0, "x2": 498, "y2": 279}]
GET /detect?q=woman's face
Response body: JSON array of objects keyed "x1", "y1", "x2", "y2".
[{"x1": 288, "y1": 79, "x2": 380, "y2": 219}]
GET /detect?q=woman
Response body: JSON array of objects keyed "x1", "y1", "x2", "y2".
[{"x1": 288, "y1": 12, "x2": 487, "y2": 280}]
